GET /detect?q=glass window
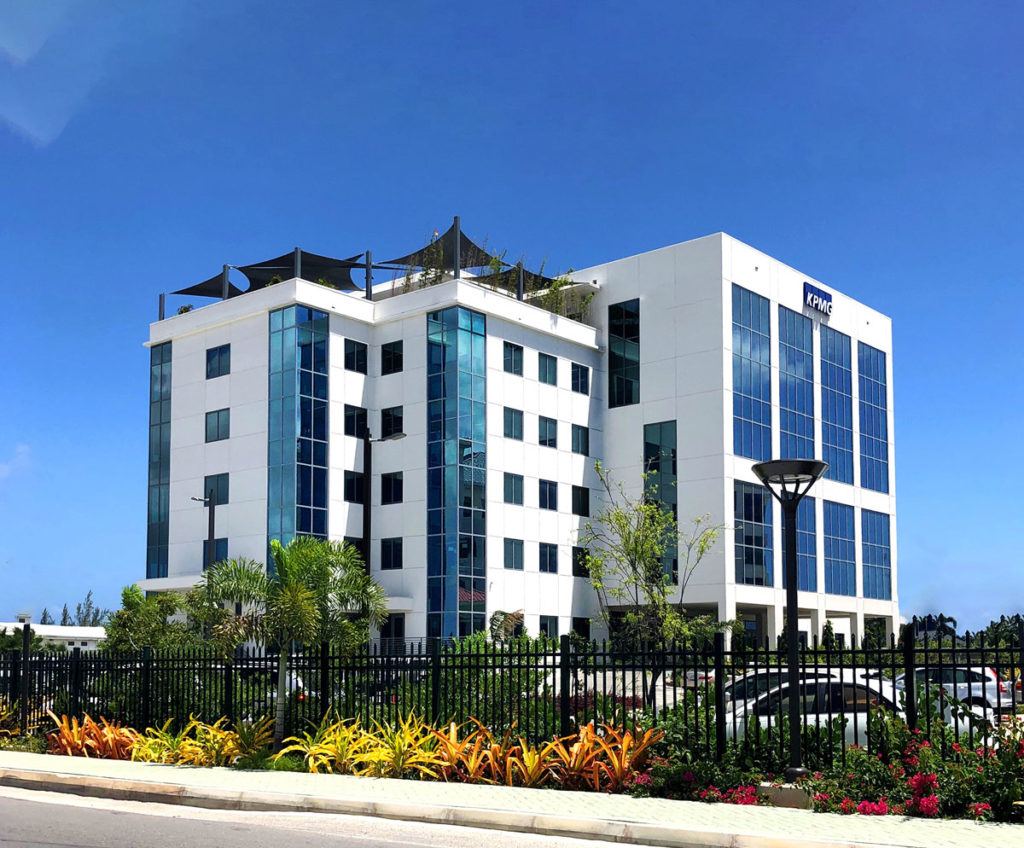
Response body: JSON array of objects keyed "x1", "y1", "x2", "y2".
[
  {"x1": 382, "y1": 405, "x2": 403, "y2": 438},
  {"x1": 202, "y1": 473, "x2": 229, "y2": 505},
  {"x1": 539, "y1": 479, "x2": 558, "y2": 511},
  {"x1": 858, "y1": 343, "x2": 889, "y2": 493},
  {"x1": 732, "y1": 285, "x2": 771, "y2": 460},
  {"x1": 821, "y1": 326, "x2": 853, "y2": 484},
  {"x1": 823, "y1": 501, "x2": 856, "y2": 596},
  {"x1": 344, "y1": 471, "x2": 365, "y2": 504},
  {"x1": 205, "y1": 344, "x2": 230, "y2": 379},
  {"x1": 571, "y1": 424, "x2": 589, "y2": 456},
  {"x1": 734, "y1": 481, "x2": 773, "y2": 585},
  {"x1": 381, "y1": 537, "x2": 403, "y2": 570},
  {"x1": 862, "y1": 509, "x2": 891, "y2": 600},
  {"x1": 571, "y1": 485, "x2": 590, "y2": 517},
  {"x1": 539, "y1": 542, "x2": 558, "y2": 573},
  {"x1": 572, "y1": 546, "x2": 589, "y2": 578},
  {"x1": 779, "y1": 306, "x2": 814, "y2": 459},
  {"x1": 539, "y1": 615, "x2": 558, "y2": 640},
  {"x1": 344, "y1": 338, "x2": 368, "y2": 373},
  {"x1": 781, "y1": 496, "x2": 816, "y2": 591},
  {"x1": 381, "y1": 340, "x2": 403, "y2": 375},
  {"x1": 205, "y1": 408, "x2": 230, "y2": 442},
  {"x1": 381, "y1": 471, "x2": 403, "y2": 505},
  {"x1": 645, "y1": 421, "x2": 678, "y2": 582},
  {"x1": 147, "y1": 342, "x2": 172, "y2": 580},
  {"x1": 503, "y1": 472, "x2": 524, "y2": 505},
  {"x1": 572, "y1": 617, "x2": 591, "y2": 640},
  {"x1": 539, "y1": 416, "x2": 558, "y2": 448},
  {"x1": 538, "y1": 352, "x2": 557, "y2": 385},
  {"x1": 503, "y1": 407, "x2": 523, "y2": 440},
  {"x1": 608, "y1": 299, "x2": 640, "y2": 407},
  {"x1": 344, "y1": 404, "x2": 367, "y2": 437},
  {"x1": 571, "y1": 362, "x2": 590, "y2": 395},
  {"x1": 504, "y1": 538, "x2": 524, "y2": 570},
  {"x1": 503, "y1": 341, "x2": 523, "y2": 375},
  {"x1": 202, "y1": 538, "x2": 228, "y2": 570}
]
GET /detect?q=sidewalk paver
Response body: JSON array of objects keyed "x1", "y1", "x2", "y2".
[{"x1": 0, "y1": 751, "x2": 1020, "y2": 848}]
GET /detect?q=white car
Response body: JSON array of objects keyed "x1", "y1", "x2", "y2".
[
  {"x1": 895, "y1": 667, "x2": 1011, "y2": 715},
  {"x1": 722, "y1": 667, "x2": 880, "y2": 710},
  {"x1": 723, "y1": 676, "x2": 901, "y2": 747}
]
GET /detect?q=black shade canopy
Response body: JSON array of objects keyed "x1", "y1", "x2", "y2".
[
  {"x1": 475, "y1": 265, "x2": 561, "y2": 292},
  {"x1": 239, "y1": 250, "x2": 364, "y2": 292},
  {"x1": 383, "y1": 222, "x2": 503, "y2": 270},
  {"x1": 172, "y1": 273, "x2": 244, "y2": 299}
]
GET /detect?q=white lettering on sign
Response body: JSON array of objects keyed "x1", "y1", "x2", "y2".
[{"x1": 803, "y1": 282, "x2": 833, "y2": 316}]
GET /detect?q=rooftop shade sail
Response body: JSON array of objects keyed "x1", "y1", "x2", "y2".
[
  {"x1": 172, "y1": 273, "x2": 244, "y2": 299},
  {"x1": 382, "y1": 222, "x2": 504, "y2": 270},
  {"x1": 475, "y1": 265, "x2": 561, "y2": 292},
  {"x1": 238, "y1": 251, "x2": 364, "y2": 292}
]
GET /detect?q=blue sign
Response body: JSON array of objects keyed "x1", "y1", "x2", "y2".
[{"x1": 804, "y1": 282, "x2": 833, "y2": 316}]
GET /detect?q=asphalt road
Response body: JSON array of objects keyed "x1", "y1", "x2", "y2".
[{"x1": 0, "y1": 787, "x2": 627, "y2": 848}]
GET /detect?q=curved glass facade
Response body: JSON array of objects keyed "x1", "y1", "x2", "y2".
[
  {"x1": 268, "y1": 306, "x2": 329, "y2": 551},
  {"x1": 426, "y1": 307, "x2": 486, "y2": 639}
]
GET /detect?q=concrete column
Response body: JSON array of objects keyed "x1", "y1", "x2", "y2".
[
  {"x1": 809, "y1": 608, "x2": 822, "y2": 645},
  {"x1": 719, "y1": 597, "x2": 737, "y2": 650},
  {"x1": 854, "y1": 610, "x2": 866, "y2": 648},
  {"x1": 765, "y1": 603, "x2": 784, "y2": 650}
]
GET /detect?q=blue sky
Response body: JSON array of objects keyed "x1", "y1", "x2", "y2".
[{"x1": 0, "y1": 1, "x2": 1020, "y2": 631}]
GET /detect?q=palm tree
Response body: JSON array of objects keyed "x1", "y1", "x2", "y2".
[{"x1": 200, "y1": 537, "x2": 388, "y2": 749}]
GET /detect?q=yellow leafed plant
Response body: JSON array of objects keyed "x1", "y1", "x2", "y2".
[
  {"x1": 46, "y1": 712, "x2": 138, "y2": 760},
  {"x1": 357, "y1": 713, "x2": 444, "y2": 779}
]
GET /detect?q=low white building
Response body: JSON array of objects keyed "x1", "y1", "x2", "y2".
[
  {"x1": 138, "y1": 225, "x2": 898, "y2": 647},
  {"x1": 2, "y1": 614, "x2": 106, "y2": 651}
]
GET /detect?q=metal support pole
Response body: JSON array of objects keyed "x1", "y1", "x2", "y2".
[
  {"x1": 20, "y1": 623, "x2": 30, "y2": 736},
  {"x1": 902, "y1": 622, "x2": 918, "y2": 732},
  {"x1": 783, "y1": 500, "x2": 806, "y2": 782},
  {"x1": 293, "y1": 247, "x2": 302, "y2": 280},
  {"x1": 221, "y1": 264, "x2": 230, "y2": 300},
  {"x1": 71, "y1": 646, "x2": 82, "y2": 719},
  {"x1": 429, "y1": 638, "x2": 442, "y2": 724},
  {"x1": 559, "y1": 634, "x2": 572, "y2": 737},
  {"x1": 453, "y1": 216, "x2": 461, "y2": 279},
  {"x1": 158, "y1": 293, "x2": 166, "y2": 321},
  {"x1": 362, "y1": 430, "x2": 372, "y2": 571},
  {"x1": 517, "y1": 264, "x2": 524, "y2": 301},
  {"x1": 141, "y1": 646, "x2": 152, "y2": 729},
  {"x1": 713, "y1": 631, "x2": 727, "y2": 760},
  {"x1": 364, "y1": 251, "x2": 373, "y2": 301}
]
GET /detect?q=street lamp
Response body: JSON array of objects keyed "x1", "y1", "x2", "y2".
[
  {"x1": 361, "y1": 428, "x2": 406, "y2": 568},
  {"x1": 751, "y1": 458, "x2": 828, "y2": 783},
  {"x1": 191, "y1": 490, "x2": 217, "y2": 570}
]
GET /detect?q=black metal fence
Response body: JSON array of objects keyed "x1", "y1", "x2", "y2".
[{"x1": 3, "y1": 624, "x2": 1023, "y2": 769}]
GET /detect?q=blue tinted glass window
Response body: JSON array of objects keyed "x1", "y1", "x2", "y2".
[
  {"x1": 571, "y1": 362, "x2": 590, "y2": 395},
  {"x1": 344, "y1": 404, "x2": 367, "y2": 437},
  {"x1": 206, "y1": 344, "x2": 230, "y2": 379},
  {"x1": 205, "y1": 408, "x2": 230, "y2": 442},
  {"x1": 381, "y1": 537, "x2": 403, "y2": 570},
  {"x1": 203, "y1": 473, "x2": 229, "y2": 505},
  {"x1": 645, "y1": 421, "x2": 678, "y2": 582},
  {"x1": 823, "y1": 501, "x2": 856, "y2": 596},
  {"x1": 732, "y1": 285, "x2": 771, "y2": 460},
  {"x1": 571, "y1": 486, "x2": 590, "y2": 517},
  {"x1": 572, "y1": 424, "x2": 589, "y2": 456},
  {"x1": 539, "y1": 416, "x2": 557, "y2": 448},
  {"x1": 538, "y1": 353, "x2": 557, "y2": 385},
  {"x1": 503, "y1": 342, "x2": 523, "y2": 375},
  {"x1": 539, "y1": 479, "x2": 557, "y2": 511},
  {"x1": 858, "y1": 343, "x2": 889, "y2": 493},
  {"x1": 821, "y1": 326, "x2": 853, "y2": 483},
  {"x1": 381, "y1": 471, "x2": 403, "y2": 505},
  {"x1": 344, "y1": 471, "x2": 364, "y2": 504},
  {"x1": 344, "y1": 338, "x2": 367, "y2": 373},
  {"x1": 504, "y1": 472, "x2": 523, "y2": 505},
  {"x1": 608, "y1": 299, "x2": 640, "y2": 407},
  {"x1": 381, "y1": 340, "x2": 403, "y2": 375},
  {"x1": 146, "y1": 342, "x2": 172, "y2": 578},
  {"x1": 539, "y1": 615, "x2": 558, "y2": 640},
  {"x1": 862, "y1": 509, "x2": 891, "y2": 600},
  {"x1": 202, "y1": 538, "x2": 228, "y2": 570},
  {"x1": 781, "y1": 496, "x2": 816, "y2": 591},
  {"x1": 503, "y1": 407, "x2": 523, "y2": 440},
  {"x1": 504, "y1": 538, "x2": 524, "y2": 570},
  {"x1": 539, "y1": 542, "x2": 558, "y2": 573},
  {"x1": 734, "y1": 481, "x2": 773, "y2": 585},
  {"x1": 382, "y1": 405, "x2": 403, "y2": 438},
  {"x1": 778, "y1": 306, "x2": 814, "y2": 459}
]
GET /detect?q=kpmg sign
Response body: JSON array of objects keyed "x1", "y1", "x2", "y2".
[{"x1": 804, "y1": 282, "x2": 833, "y2": 316}]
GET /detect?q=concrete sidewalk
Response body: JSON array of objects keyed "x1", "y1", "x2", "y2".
[{"x1": 0, "y1": 751, "x2": 1019, "y2": 848}]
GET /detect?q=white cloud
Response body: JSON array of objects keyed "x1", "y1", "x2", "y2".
[{"x1": 0, "y1": 444, "x2": 30, "y2": 481}]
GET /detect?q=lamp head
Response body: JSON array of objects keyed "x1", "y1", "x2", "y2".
[{"x1": 751, "y1": 459, "x2": 828, "y2": 503}]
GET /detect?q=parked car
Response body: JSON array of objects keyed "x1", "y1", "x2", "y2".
[
  {"x1": 724, "y1": 676, "x2": 902, "y2": 747},
  {"x1": 894, "y1": 667, "x2": 1011, "y2": 714},
  {"x1": 722, "y1": 667, "x2": 882, "y2": 709}
]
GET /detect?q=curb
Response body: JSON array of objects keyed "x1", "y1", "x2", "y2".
[{"x1": 0, "y1": 765, "x2": 896, "y2": 848}]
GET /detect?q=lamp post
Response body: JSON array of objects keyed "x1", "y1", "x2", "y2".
[
  {"x1": 191, "y1": 489, "x2": 217, "y2": 570},
  {"x1": 361, "y1": 428, "x2": 406, "y2": 569},
  {"x1": 751, "y1": 458, "x2": 828, "y2": 783}
]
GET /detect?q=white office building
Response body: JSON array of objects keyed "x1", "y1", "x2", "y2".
[{"x1": 140, "y1": 226, "x2": 898, "y2": 647}]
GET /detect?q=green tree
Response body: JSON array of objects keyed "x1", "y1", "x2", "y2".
[
  {"x1": 102, "y1": 585, "x2": 206, "y2": 652},
  {"x1": 199, "y1": 538, "x2": 387, "y2": 748},
  {"x1": 39, "y1": 608, "x2": 54, "y2": 625},
  {"x1": 59, "y1": 605, "x2": 72, "y2": 626},
  {"x1": 73, "y1": 591, "x2": 112, "y2": 626},
  {"x1": 580, "y1": 462, "x2": 725, "y2": 650}
]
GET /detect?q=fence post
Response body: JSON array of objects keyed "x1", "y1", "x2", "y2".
[
  {"x1": 19, "y1": 624, "x2": 30, "y2": 737},
  {"x1": 222, "y1": 654, "x2": 235, "y2": 723},
  {"x1": 141, "y1": 646, "x2": 152, "y2": 730},
  {"x1": 901, "y1": 622, "x2": 917, "y2": 733},
  {"x1": 713, "y1": 631, "x2": 726, "y2": 761},
  {"x1": 559, "y1": 634, "x2": 572, "y2": 737},
  {"x1": 1017, "y1": 619, "x2": 1024, "y2": 711},
  {"x1": 319, "y1": 641, "x2": 329, "y2": 718},
  {"x1": 10, "y1": 650, "x2": 21, "y2": 734},
  {"x1": 70, "y1": 647, "x2": 82, "y2": 718},
  {"x1": 429, "y1": 639, "x2": 441, "y2": 724}
]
